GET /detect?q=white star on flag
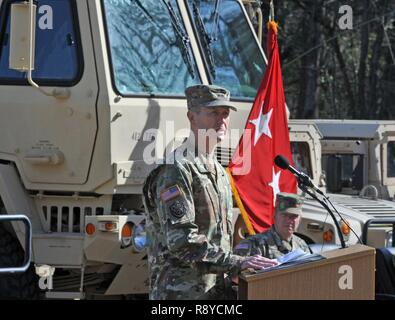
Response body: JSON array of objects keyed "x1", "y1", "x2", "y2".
[
  {"x1": 249, "y1": 105, "x2": 273, "y2": 146},
  {"x1": 269, "y1": 167, "x2": 281, "y2": 204}
]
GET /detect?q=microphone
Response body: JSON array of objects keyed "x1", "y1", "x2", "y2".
[{"x1": 274, "y1": 155, "x2": 323, "y2": 195}]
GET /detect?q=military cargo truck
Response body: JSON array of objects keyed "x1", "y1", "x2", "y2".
[{"x1": 0, "y1": 0, "x2": 268, "y2": 298}]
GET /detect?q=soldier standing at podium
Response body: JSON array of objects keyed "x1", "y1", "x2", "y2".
[
  {"x1": 143, "y1": 85, "x2": 277, "y2": 300},
  {"x1": 235, "y1": 193, "x2": 311, "y2": 259}
]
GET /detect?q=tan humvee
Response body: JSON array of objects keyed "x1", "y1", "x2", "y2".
[{"x1": 286, "y1": 120, "x2": 395, "y2": 249}]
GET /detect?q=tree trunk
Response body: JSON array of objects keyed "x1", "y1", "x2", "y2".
[
  {"x1": 356, "y1": 0, "x2": 370, "y2": 118},
  {"x1": 296, "y1": 1, "x2": 322, "y2": 118},
  {"x1": 332, "y1": 37, "x2": 356, "y2": 115},
  {"x1": 367, "y1": 23, "x2": 384, "y2": 118}
]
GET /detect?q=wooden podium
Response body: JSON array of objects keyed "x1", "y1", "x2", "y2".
[{"x1": 238, "y1": 244, "x2": 375, "y2": 300}]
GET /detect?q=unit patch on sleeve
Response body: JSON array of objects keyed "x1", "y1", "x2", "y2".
[{"x1": 168, "y1": 199, "x2": 187, "y2": 219}]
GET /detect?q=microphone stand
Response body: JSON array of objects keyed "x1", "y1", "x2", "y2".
[{"x1": 297, "y1": 180, "x2": 347, "y2": 249}]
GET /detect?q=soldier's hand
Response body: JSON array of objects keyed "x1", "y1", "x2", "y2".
[{"x1": 240, "y1": 255, "x2": 278, "y2": 270}]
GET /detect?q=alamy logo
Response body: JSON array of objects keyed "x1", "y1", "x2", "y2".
[
  {"x1": 338, "y1": 5, "x2": 353, "y2": 30},
  {"x1": 338, "y1": 265, "x2": 353, "y2": 290},
  {"x1": 36, "y1": 265, "x2": 55, "y2": 290},
  {"x1": 38, "y1": 5, "x2": 53, "y2": 30}
]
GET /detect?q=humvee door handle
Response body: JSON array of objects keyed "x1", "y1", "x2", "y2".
[
  {"x1": 24, "y1": 150, "x2": 64, "y2": 165},
  {"x1": 307, "y1": 222, "x2": 324, "y2": 231}
]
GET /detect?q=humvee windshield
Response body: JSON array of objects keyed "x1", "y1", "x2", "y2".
[
  {"x1": 322, "y1": 153, "x2": 364, "y2": 192},
  {"x1": 388, "y1": 141, "x2": 395, "y2": 178},
  {"x1": 291, "y1": 142, "x2": 312, "y2": 177},
  {"x1": 103, "y1": 0, "x2": 265, "y2": 99}
]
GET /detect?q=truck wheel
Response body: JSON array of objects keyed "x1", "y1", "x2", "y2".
[{"x1": 0, "y1": 225, "x2": 40, "y2": 299}]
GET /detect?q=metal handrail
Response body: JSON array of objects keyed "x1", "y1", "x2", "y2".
[
  {"x1": 361, "y1": 218, "x2": 395, "y2": 246},
  {"x1": 0, "y1": 215, "x2": 32, "y2": 273}
]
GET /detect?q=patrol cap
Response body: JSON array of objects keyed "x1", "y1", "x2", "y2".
[
  {"x1": 185, "y1": 84, "x2": 237, "y2": 111},
  {"x1": 275, "y1": 192, "x2": 303, "y2": 216}
]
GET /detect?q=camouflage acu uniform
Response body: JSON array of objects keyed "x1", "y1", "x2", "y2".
[
  {"x1": 235, "y1": 193, "x2": 311, "y2": 259},
  {"x1": 143, "y1": 141, "x2": 243, "y2": 300},
  {"x1": 234, "y1": 226, "x2": 311, "y2": 259}
]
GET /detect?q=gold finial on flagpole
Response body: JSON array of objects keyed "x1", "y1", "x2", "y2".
[{"x1": 267, "y1": 0, "x2": 278, "y2": 33}]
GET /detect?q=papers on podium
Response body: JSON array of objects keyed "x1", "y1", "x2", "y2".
[
  {"x1": 258, "y1": 248, "x2": 325, "y2": 273},
  {"x1": 276, "y1": 248, "x2": 309, "y2": 264}
]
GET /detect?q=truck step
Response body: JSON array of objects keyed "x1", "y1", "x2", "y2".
[{"x1": 45, "y1": 291, "x2": 85, "y2": 300}]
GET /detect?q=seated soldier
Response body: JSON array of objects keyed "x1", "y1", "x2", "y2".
[{"x1": 234, "y1": 192, "x2": 311, "y2": 259}]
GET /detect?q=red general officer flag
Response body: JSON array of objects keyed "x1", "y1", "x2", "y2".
[{"x1": 228, "y1": 21, "x2": 296, "y2": 233}]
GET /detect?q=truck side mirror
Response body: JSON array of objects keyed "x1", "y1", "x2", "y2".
[
  {"x1": 9, "y1": 2, "x2": 37, "y2": 72},
  {"x1": 326, "y1": 155, "x2": 342, "y2": 193}
]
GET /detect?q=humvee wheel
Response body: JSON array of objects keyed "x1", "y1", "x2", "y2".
[{"x1": 0, "y1": 225, "x2": 40, "y2": 299}]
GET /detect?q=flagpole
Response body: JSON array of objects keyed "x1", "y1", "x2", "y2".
[
  {"x1": 269, "y1": 0, "x2": 274, "y2": 21},
  {"x1": 226, "y1": 3, "x2": 277, "y2": 236},
  {"x1": 226, "y1": 0, "x2": 293, "y2": 234},
  {"x1": 226, "y1": 168, "x2": 256, "y2": 236},
  {"x1": 268, "y1": 1, "x2": 278, "y2": 34}
]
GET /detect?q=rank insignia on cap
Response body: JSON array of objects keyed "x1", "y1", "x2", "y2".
[{"x1": 160, "y1": 185, "x2": 181, "y2": 202}]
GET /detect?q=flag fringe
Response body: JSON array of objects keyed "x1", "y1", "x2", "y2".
[{"x1": 226, "y1": 168, "x2": 256, "y2": 236}]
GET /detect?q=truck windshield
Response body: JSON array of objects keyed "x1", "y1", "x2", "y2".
[
  {"x1": 102, "y1": 0, "x2": 201, "y2": 96},
  {"x1": 186, "y1": 0, "x2": 265, "y2": 100}
]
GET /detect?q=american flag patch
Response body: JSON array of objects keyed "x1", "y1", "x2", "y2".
[{"x1": 160, "y1": 185, "x2": 181, "y2": 202}]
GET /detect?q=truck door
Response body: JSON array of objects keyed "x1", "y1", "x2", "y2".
[{"x1": 0, "y1": 0, "x2": 98, "y2": 186}]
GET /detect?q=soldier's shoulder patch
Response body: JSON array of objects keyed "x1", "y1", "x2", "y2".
[
  {"x1": 168, "y1": 199, "x2": 187, "y2": 219},
  {"x1": 160, "y1": 185, "x2": 181, "y2": 202}
]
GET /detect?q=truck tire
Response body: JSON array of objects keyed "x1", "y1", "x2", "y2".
[{"x1": 0, "y1": 224, "x2": 40, "y2": 299}]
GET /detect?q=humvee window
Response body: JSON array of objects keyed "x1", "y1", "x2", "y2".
[
  {"x1": 186, "y1": 0, "x2": 265, "y2": 100},
  {"x1": 387, "y1": 142, "x2": 395, "y2": 178},
  {"x1": 291, "y1": 142, "x2": 312, "y2": 177},
  {"x1": 0, "y1": 0, "x2": 81, "y2": 85},
  {"x1": 322, "y1": 153, "x2": 364, "y2": 192},
  {"x1": 103, "y1": 0, "x2": 200, "y2": 96}
]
